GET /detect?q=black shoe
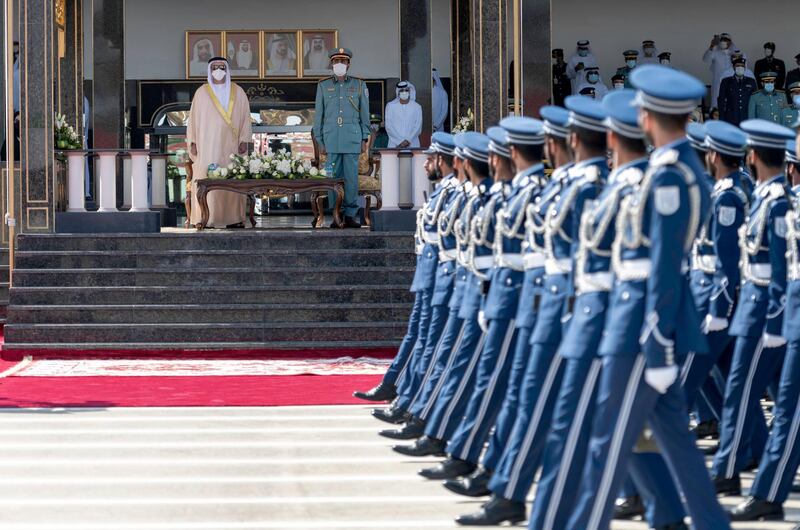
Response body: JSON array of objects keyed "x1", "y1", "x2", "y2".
[
  {"x1": 343, "y1": 216, "x2": 362, "y2": 229},
  {"x1": 792, "y1": 481, "x2": 800, "y2": 493},
  {"x1": 744, "y1": 458, "x2": 760, "y2": 472},
  {"x1": 392, "y1": 436, "x2": 445, "y2": 457},
  {"x1": 614, "y1": 495, "x2": 645, "y2": 520},
  {"x1": 655, "y1": 521, "x2": 689, "y2": 530},
  {"x1": 692, "y1": 419, "x2": 719, "y2": 439},
  {"x1": 371, "y1": 407, "x2": 409, "y2": 425},
  {"x1": 379, "y1": 417, "x2": 425, "y2": 440},
  {"x1": 713, "y1": 474, "x2": 741, "y2": 496},
  {"x1": 443, "y1": 467, "x2": 493, "y2": 497},
  {"x1": 419, "y1": 457, "x2": 476, "y2": 480},
  {"x1": 700, "y1": 443, "x2": 719, "y2": 455},
  {"x1": 354, "y1": 382, "x2": 397, "y2": 402},
  {"x1": 329, "y1": 219, "x2": 342, "y2": 229},
  {"x1": 728, "y1": 497, "x2": 784, "y2": 521},
  {"x1": 455, "y1": 495, "x2": 526, "y2": 526}
]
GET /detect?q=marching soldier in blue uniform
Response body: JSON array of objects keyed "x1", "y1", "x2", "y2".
[
  {"x1": 444, "y1": 117, "x2": 547, "y2": 500},
  {"x1": 566, "y1": 64, "x2": 731, "y2": 530},
  {"x1": 710, "y1": 119, "x2": 795, "y2": 497},
  {"x1": 312, "y1": 47, "x2": 371, "y2": 228},
  {"x1": 749, "y1": 72, "x2": 789, "y2": 123},
  {"x1": 459, "y1": 97, "x2": 608, "y2": 526},
  {"x1": 393, "y1": 133, "x2": 495, "y2": 460}
]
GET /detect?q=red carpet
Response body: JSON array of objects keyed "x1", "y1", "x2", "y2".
[{"x1": 0, "y1": 373, "x2": 383, "y2": 408}]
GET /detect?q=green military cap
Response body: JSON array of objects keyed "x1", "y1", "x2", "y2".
[
  {"x1": 369, "y1": 113, "x2": 382, "y2": 123},
  {"x1": 788, "y1": 81, "x2": 800, "y2": 92},
  {"x1": 759, "y1": 71, "x2": 779, "y2": 81},
  {"x1": 329, "y1": 47, "x2": 353, "y2": 61},
  {"x1": 623, "y1": 49, "x2": 639, "y2": 58}
]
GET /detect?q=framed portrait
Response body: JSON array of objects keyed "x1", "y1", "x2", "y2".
[
  {"x1": 185, "y1": 31, "x2": 223, "y2": 79},
  {"x1": 225, "y1": 31, "x2": 262, "y2": 78},
  {"x1": 299, "y1": 30, "x2": 339, "y2": 78},
  {"x1": 262, "y1": 30, "x2": 300, "y2": 78}
]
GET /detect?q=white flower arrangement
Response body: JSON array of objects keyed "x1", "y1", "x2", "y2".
[
  {"x1": 54, "y1": 112, "x2": 82, "y2": 150},
  {"x1": 451, "y1": 108, "x2": 475, "y2": 133},
  {"x1": 208, "y1": 149, "x2": 327, "y2": 180}
]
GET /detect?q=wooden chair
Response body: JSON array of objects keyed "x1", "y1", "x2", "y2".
[{"x1": 184, "y1": 159, "x2": 193, "y2": 228}]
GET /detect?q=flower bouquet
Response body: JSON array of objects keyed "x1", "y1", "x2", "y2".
[
  {"x1": 167, "y1": 162, "x2": 181, "y2": 179},
  {"x1": 452, "y1": 108, "x2": 475, "y2": 133},
  {"x1": 208, "y1": 149, "x2": 327, "y2": 180},
  {"x1": 54, "y1": 113, "x2": 82, "y2": 150}
]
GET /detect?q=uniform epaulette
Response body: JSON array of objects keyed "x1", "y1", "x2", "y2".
[
  {"x1": 716, "y1": 178, "x2": 734, "y2": 192},
  {"x1": 768, "y1": 182, "x2": 788, "y2": 201},
  {"x1": 584, "y1": 165, "x2": 601, "y2": 182},
  {"x1": 650, "y1": 148, "x2": 679, "y2": 168},
  {"x1": 620, "y1": 167, "x2": 644, "y2": 186}
]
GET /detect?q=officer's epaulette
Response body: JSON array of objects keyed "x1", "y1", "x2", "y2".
[
  {"x1": 620, "y1": 166, "x2": 644, "y2": 186},
  {"x1": 650, "y1": 148, "x2": 679, "y2": 168},
  {"x1": 716, "y1": 178, "x2": 734, "y2": 192},
  {"x1": 768, "y1": 182, "x2": 788, "y2": 201},
  {"x1": 584, "y1": 165, "x2": 601, "y2": 183}
]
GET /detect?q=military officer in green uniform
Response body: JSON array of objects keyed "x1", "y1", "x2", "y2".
[
  {"x1": 312, "y1": 47, "x2": 371, "y2": 228},
  {"x1": 780, "y1": 81, "x2": 800, "y2": 127},
  {"x1": 615, "y1": 49, "x2": 639, "y2": 88},
  {"x1": 748, "y1": 71, "x2": 788, "y2": 123}
]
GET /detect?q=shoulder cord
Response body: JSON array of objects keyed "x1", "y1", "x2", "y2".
[
  {"x1": 786, "y1": 203, "x2": 800, "y2": 280},
  {"x1": 739, "y1": 195, "x2": 777, "y2": 287},
  {"x1": 498, "y1": 183, "x2": 537, "y2": 240},
  {"x1": 421, "y1": 186, "x2": 449, "y2": 226},
  {"x1": 544, "y1": 178, "x2": 587, "y2": 260},
  {"x1": 437, "y1": 191, "x2": 466, "y2": 247}
]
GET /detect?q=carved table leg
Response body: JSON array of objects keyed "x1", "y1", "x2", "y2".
[
  {"x1": 195, "y1": 185, "x2": 210, "y2": 230},
  {"x1": 333, "y1": 183, "x2": 344, "y2": 228},
  {"x1": 364, "y1": 195, "x2": 372, "y2": 227},
  {"x1": 248, "y1": 195, "x2": 256, "y2": 228},
  {"x1": 315, "y1": 195, "x2": 327, "y2": 228}
]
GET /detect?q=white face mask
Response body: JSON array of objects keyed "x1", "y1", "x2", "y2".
[
  {"x1": 211, "y1": 69, "x2": 227, "y2": 81},
  {"x1": 660, "y1": 59, "x2": 670, "y2": 66},
  {"x1": 332, "y1": 63, "x2": 348, "y2": 77},
  {"x1": 719, "y1": 41, "x2": 730, "y2": 50},
  {"x1": 734, "y1": 66, "x2": 745, "y2": 77},
  {"x1": 613, "y1": 83, "x2": 625, "y2": 90},
  {"x1": 793, "y1": 94, "x2": 800, "y2": 108},
  {"x1": 399, "y1": 91, "x2": 410, "y2": 101},
  {"x1": 626, "y1": 60, "x2": 637, "y2": 69},
  {"x1": 765, "y1": 48, "x2": 773, "y2": 57}
]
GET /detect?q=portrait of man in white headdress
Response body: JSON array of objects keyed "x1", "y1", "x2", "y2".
[
  {"x1": 264, "y1": 32, "x2": 297, "y2": 77},
  {"x1": 226, "y1": 31, "x2": 260, "y2": 77},
  {"x1": 187, "y1": 32, "x2": 221, "y2": 78},
  {"x1": 302, "y1": 31, "x2": 335, "y2": 76}
]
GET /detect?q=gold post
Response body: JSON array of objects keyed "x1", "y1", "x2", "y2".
[
  {"x1": 5, "y1": 0, "x2": 15, "y2": 282},
  {"x1": 512, "y1": 0, "x2": 521, "y2": 116}
]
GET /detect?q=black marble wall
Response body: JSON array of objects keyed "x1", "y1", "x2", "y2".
[
  {"x1": 60, "y1": 0, "x2": 83, "y2": 137},
  {"x1": 473, "y1": 0, "x2": 507, "y2": 131},
  {"x1": 400, "y1": 0, "x2": 432, "y2": 145},
  {"x1": 92, "y1": 0, "x2": 124, "y2": 149},
  {"x1": 451, "y1": 0, "x2": 474, "y2": 121},
  {"x1": 521, "y1": 0, "x2": 551, "y2": 117}
]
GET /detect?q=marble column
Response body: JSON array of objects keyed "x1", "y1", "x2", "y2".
[
  {"x1": 472, "y1": 0, "x2": 507, "y2": 131},
  {"x1": 18, "y1": 0, "x2": 57, "y2": 232},
  {"x1": 92, "y1": 0, "x2": 124, "y2": 150},
  {"x1": 399, "y1": 0, "x2": 431, "y2": 145},
  {"x1": 451, "y1": 0, "x2": 474, "y2": 120},
  {"x1": 59, "y1": 0, "x2": 83, "y2": 137},
  {"x1": 520, "y1": 0, "x2": 551, "y2": 117}
]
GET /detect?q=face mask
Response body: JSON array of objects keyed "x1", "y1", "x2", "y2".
[
  {"x1": 660, "y1": 59, "x2": 670, "y2": 66},
  {"x1": 552, "y1": 58, "x2": 558, "y2": 65},
  {"x1": 626, "y1": 60, "x2": 637, "y2": 69},
  {"x1": 613, "y1": 83, "x2": 624, "y2": 90},
  {"x1": 587, "y1": 73, "x2": 599, "y2": 83},
  {"x1": 577, "y1": 50, "x2": 588, "y2": 57},
  {"x1": 719, "y1": 42, "x2": 729, "y2": 50},
  {"x1": 793, "y1": 94, "x2": 800, "y2": 107},
  {"x1": 734, "y1": 66, "x2": 745, "y2": 77},
  {"x1": 765, "y1": 48, "x2": 773, "y2": 57},
  {"x1": 211, "y1": 69, "x2": 227, "y2": 81},
  {"x1": 644, "y1": 47, "x2": 655, "y2": 56},
  {"x1": 765, "y1": 83, "x2": 775, "y2": 93},
  {"x1": 399, "y1": 91, "x2": 410, "y2": 101},
  {"x1": 370, "y1": 124, "x2": 379, "y2": 132},
  {"x1": 332, "y1": 63, "x2": 347, "y2": 77}
]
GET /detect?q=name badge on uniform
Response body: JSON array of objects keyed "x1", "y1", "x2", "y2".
[
  {"x1": 654, "y1": 186, "x2": 680, "y2": 216},
  {"x1": 775, "y1": 216, "x2": 787, "y2": 238},
  {"x1": 718, "y1": 206, "x2": 736, "y2": 227}
]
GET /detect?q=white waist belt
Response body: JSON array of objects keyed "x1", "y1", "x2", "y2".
[
  {"x1": 439, "y1": 248, "x2": 457, "y2": 262},
  {"x1": 497, "y1": 254, "x2": 525, "y2": 271},
  {"x1": 747, "y1": 263, "x2": 772, "y2": 280},
  {"x1": 692, "y1": 254, "x2": 716, "y2": 271},
  {"x1": 615, "y1": 258, "x2": 652, "y2": 281},
  {"x1": 422, "y1": 230, "x2": 439, "y2": 244},
  {"x1": 545, "y1": 258, "x2": 572, "y2": 276},
  {"x1": 576, "y1": 271, "x2": 613, "y2": 293},
  {"x1": 473, "y1": 255, "x2": 494, "y2": 271},
  {"x1": 524, "y1": 252, "x2": 546, "y2": 270}
]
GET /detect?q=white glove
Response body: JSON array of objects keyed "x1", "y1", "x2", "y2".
[
  {"x1": 703, "y1": 315, "x2": 729, "y2": 334},
  {"x1": 644, "y1": 365, "x2": 679, "y2": 395},
  {"x1": 762, "y1": 333, "x2": 787, "y2": 349},
  {"x1": 478, "y1": 311, "x2": 489, "y2": 334}
]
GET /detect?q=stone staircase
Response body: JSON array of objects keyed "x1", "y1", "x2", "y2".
[{"x1": 3, "y1": 232, "x2": 415, "y2": 352}]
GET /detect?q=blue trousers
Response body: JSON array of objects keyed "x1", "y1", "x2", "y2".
[
  {"x1": 394, "y1": 289, "x2": 435, "y2": 397},
  {"x1": 681, "y1": 329, "x2": 732, "y2": 412},
  {"x1": 327, "y1": 152, "x2": 359, "y2": 217},
  {"x1": 751, "y1": 340, "x2": 800, "y2": 503},
  {"x1": 447, "y1": 318, "x2": 519, "y2": 464},
  {"x1": 488, "y1": 341, "x2": 564, "y2": 502},
  {"x1": 412, "y1": 313, "x2": 466, "y2": 420},
  {"x1": 627, "y1": 452, "x2": 687, "y2": 528},
  {"x1": 482, "y1": 325, "x2": 534, "y2": 471},
  {"x1": 567, "y1": 354, "x2": 730, "y2": 530},
  {"x1": 383, "y1": 290, "x2": 425, "y2": 386},
  {"x1": 712, "y1": 335, "x2": 785, "y2": 479},
  {"x1": 395, "y1": 302, "x2": 450, "y2": 411},
  {"x1": 423, "y1": 314, "x2": 486, "y2": 442}
]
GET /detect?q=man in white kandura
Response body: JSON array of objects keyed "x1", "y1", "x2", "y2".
[
  {"x1": 187, "y1": 56, "x2": 253, "y2": 228},
  {"x1": 385, "y1": 81, "x2": 422, "y2": 149}
]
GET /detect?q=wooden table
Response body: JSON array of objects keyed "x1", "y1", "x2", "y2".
[{"x1": 193, "y1": 178, "x2": 345, "y2": 230}]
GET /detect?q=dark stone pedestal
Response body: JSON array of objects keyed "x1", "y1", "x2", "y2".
[
  {"x1": 56, "y1": 212, "x2": 162, "y2": 233},
  {"x1": 370, "y1": 210, "x2": 417, "y2": 232},
  {"x1": 151, "y1": 207, "x2": 178, "y2": 227}
]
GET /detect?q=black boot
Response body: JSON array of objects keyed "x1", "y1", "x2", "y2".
[
  {"x1": 392, "y1": 436, "x2": 445, "y2": 457},
  {"x1": 379, "y1": 416, "x2": 425, "y2": 440},
  {"x1": 655, "y1": 521, "x2": 689, "y2": 530},
  {"x1": 354, "y1": 381, "x2": 397, "y2": 402},
  {"x1": 371, "y1": 407, "x2": 409, "y2": 425},
  {"x1": 443, "y1": 467, "x2": 492, "y2": 497},
  {"x1": 713, "y1": 474, "x2": 741, "y2": 496},
  {"x1": 613, "y1": 495, "x2": 645, "y2": 519},
  {"x1": 343, "y1": 216, "x2": 362, "y2": 228},
  {"x1": 419, "y1": 457, "x2": 476, "y2": 480},
  {"x1": 728, "y1": 497, "x2": 784, "y2": 521},
  {"x1": 455, "y1": 494, "x2": 526, "y2": 526},
  {"x1": 692, "y1": 419, "x2": 719, "y2": 439}
]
